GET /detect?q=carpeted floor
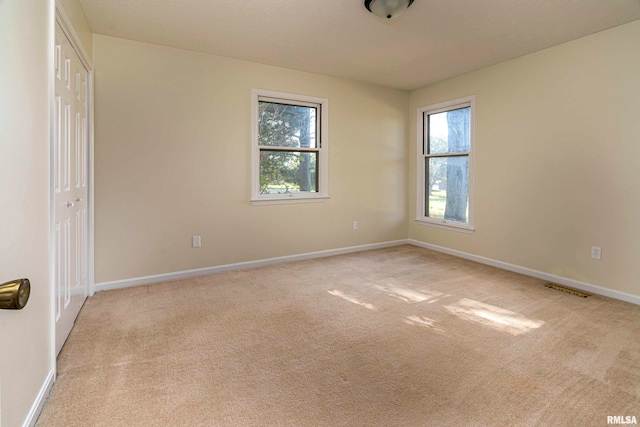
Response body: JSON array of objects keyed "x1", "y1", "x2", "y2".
[{"x1": 37, "y1": 245, "x2": 640, "y2": 426}]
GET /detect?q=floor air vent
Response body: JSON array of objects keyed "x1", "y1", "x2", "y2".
[{"x1": 545, "y1": 283, "x2": 591, "y2": 298}]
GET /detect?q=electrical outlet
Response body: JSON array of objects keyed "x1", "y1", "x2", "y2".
[
  {"x1": 591, "y1": 246, "x2": 601, "y2": 260},
  {"x1": 353, "y1": 221, "x2": 359, "y2": 230},
  {"x1": 192, "y1": 236, "x2": 201, "y2": 248}
]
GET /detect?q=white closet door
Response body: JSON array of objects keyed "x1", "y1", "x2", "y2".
[{"x1": 54, "y1": 22, "x2": 89, "y2": 355}]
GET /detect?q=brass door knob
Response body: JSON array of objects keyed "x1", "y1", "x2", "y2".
[{"x1": 0, "y1": 278, "x2": 30, "y2": 310}]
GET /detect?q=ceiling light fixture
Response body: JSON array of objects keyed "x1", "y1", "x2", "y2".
[{"x1": 364, "y1": 0, "x2": 415, "y2": 19}]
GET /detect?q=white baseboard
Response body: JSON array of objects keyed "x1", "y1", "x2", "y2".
[
  {"x1": 95, "y1": 237, "x2": 639, "y2": 306},
  {"x1": 23, "y1": 369, "x2": 54, "y2": 427},
  {"x1": 408, "y1": 239, "x2": 640, "y2": 306},
  {"x1": 95, "y1": 240, "x2": 410, "y2": 292}
]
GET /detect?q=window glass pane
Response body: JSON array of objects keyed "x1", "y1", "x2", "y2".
[
  {"x1": 258, "y1": 101, "x2": 317, "y2": 148},
  {"x1": 260, "y1": 150, "x2": 317, "y2": 194},
  {"x1": 427, "y1": 107, "x2": 470, "y2": 154},
  {"x1": 426, "y1": 156, "x2": 469, "y2": 223}
]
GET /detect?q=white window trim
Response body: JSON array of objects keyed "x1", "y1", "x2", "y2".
[
  {"x1": 416, "y1": 95, "x2": 475, "y2": 232},
  {"x1": 251, "y1": 89, "x2": 329, "y2": 205}
]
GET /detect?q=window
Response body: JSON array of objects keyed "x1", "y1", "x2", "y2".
[
  {"x1": 251, "y1": 89, "x2": 328, "y2": 205},
  {"x1": 417, "y1": 96, "x2": 475, "y2": 232}
]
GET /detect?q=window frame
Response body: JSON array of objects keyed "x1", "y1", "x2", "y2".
[
  {"x1": 251, "y1": 89, "x2": 329, "y2": 205},
  {"x1": 416, "y1": 95, "x2": 475, "y2": 232}
]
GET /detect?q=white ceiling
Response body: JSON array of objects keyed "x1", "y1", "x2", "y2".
[{"x1": 79, "y1": 0, "x2": 640, "y2": 90}]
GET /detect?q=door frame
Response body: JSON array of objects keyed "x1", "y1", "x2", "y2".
[{"x1": 51, "y1": 2, "x2": 94, "y2": 371}]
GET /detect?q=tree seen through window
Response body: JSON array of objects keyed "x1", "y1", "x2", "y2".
[{"x1": 258, "y1": 101, "x2": 318, "y2": 194}]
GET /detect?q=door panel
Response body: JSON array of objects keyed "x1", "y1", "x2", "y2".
[{"x1": 54, "y1": 22, "x2": 88, "y2": 355}]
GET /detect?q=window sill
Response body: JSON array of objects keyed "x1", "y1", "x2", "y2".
[
  {"x1": 251, "y1": 196, "x2": 329, "y2": 206},
  {"x1": 415, "y1": 218, "x2": 475, "y2": 234}
]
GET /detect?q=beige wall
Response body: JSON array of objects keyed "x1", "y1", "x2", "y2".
[
  {"x1": 409, "y1": 20, "x2": 640, "y2": 297},
  {"x1": 58, "y1": 0, "x2": 93, "y2": 59},
  {"x1": 93, "y1": 35, "x2": 409, "y2": 283},
  {"x1": 0, "y1": 0, "x2": 53, "y2": 425},
  {"x1": 94, "y1": 20, "x2": 640, "y2": 299}
]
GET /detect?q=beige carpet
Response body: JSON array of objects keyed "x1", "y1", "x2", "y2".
[{"x1": 37, "y1": 245, "x2": 640, "y2": 426}]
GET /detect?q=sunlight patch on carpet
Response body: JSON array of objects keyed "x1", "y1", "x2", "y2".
[
  {"x1": 404, "y1": 315, "x2": 444, "y2": 333},
  {"x1": 328, "y1": 290, "x2": 376, "y2": 310},
  {"x1": 375, "y1": 284, "x2": 443, "y2": 303},
  {"x1": 444, "y1": 298, "x2": 544, "y2": 336}
]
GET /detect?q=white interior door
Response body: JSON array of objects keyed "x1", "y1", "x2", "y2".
[{"x1": 54, "y1": 22, "x2": 89, "y2": 355}]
